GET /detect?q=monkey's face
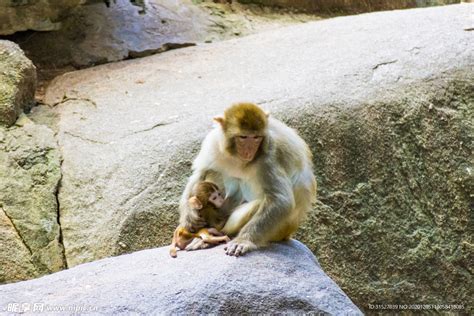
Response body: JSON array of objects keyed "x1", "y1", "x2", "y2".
[
  {"x1": 235, "y1": 135, "x2": 263, "y2": 162},
  {"x1": 208, "y1": 190, "x2": 224, "y2": 208}
]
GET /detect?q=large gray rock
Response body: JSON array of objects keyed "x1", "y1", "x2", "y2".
[
  {"x1": 27, "y1": 3, "x2": 473, "y2": 311},
  {"x1": 0, "y1": 40, "x2": 36, "y2": 127},
  {"x1": 0, "y1": 1, "x2": 85, "y2": 35},
  {"x1": 0, "y1": 240, "x2": 361, "y2": 314}
]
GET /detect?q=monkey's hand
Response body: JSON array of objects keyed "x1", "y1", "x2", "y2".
[{"x1": 224, "y1": 239, "x2": 257, "y2": 257}]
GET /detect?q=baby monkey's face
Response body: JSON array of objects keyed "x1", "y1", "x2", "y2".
[{"x1": 209, "y1": 190, "x2": 224, "y2": 208}]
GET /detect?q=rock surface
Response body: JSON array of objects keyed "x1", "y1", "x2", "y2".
[
  {"x1": 239, "y1": 0, "x2": 461, "y2": 13},
  {"x1": 0, "y1": 240, "x2": 361, "y2": 314},
  {"x1": 1, "y1": 3, "x2": 472, "y2": 311},
  {"x1": 0, "y1": 116, "x2": 65, "y2": 284},
  {"x1": 0, "y1": 40, "x2": 36, "y2": 127},
  {"x1": 0, "y1": 0, "x2": 85, "y2": 35}
]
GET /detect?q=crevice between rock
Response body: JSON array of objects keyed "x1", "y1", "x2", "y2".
[
  {"x1": 54, "y1": 133, "x2": 69, "y2": 269},
  {"x1": 50, "y1": 97, "x2": 97, "y2": 108},
  {"x1": 129, "y1": 121, "x2": 172, "y2": 135},
  {"x1": 372, "y1": 59, "x2": 398, "y2": 71},
  {"x1": 1, "y1": 206, "x2": 33, "y2": 257},
  {"x1": 64, "y1": 131, "x2": 108, "y2": 145},
  {"x1": 126, "y1": 43, "x2": 196, "y2": 59}
]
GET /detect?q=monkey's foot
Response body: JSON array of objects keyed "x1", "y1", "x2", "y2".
[
  {"x1": 224, "y1": 239, "x2": 257, "y2": 257},
  {"x1": 169, "y1": 247, "x2": 178, "y2": 258}
]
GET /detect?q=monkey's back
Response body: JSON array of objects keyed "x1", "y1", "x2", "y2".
[{"x1": 268, "y1": 118, "x2": 314, "y2": 178}]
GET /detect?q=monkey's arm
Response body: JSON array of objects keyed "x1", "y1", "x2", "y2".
[{"x1": 221, "y1": 190, "x2": 244, "y2": 218}]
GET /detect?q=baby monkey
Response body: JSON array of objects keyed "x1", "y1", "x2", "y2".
[{"x1": 170, "y1": 181, "x2": 230, "y2": 258}]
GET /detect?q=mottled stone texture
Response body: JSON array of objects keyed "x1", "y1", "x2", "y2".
[
  {"x1": 0, "y1": 119, "x2": 65, "y2": 284},
  {"x1": 294, "y1": 72, "x2": 473, "y2": 312},
  {"x1": 0, "y1": 40, "x2": 36, "y2": 127},
  {"x1": 0, "y1": 241, "x2": 362, "y2": 314}
]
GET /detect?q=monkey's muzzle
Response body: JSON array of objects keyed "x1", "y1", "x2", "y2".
[{"x1": 236, "y1": 136, "x2": 262, "y2": 161}]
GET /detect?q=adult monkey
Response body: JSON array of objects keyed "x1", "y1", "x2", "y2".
[{"x1": 179, "y1": 103, "x2": 316, "y2": 256}]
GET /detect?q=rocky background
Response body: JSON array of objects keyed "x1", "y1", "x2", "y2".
[{"x1": 0, "y1": 0, "x2": 472, "y2": 313}]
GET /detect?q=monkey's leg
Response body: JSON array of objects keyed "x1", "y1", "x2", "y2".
[
  {"x1": 169, "y1": 227, "x2": 181, "y2": 258},
  {"x1": 227, "y1": 166, "x2": 300, "y2": 257},
  {"x1": 270, "y1": 184, "x2": 313, "y2": 241},
  {"x1": 226, "y1": 183, "x2": 296, "y2": 256},
  {"x1": 221, "y1": 200, "x2": 260, "y2": 236},
  {"x1": 221, "y1": 200, "x2": 263, "y2": 256},
  {"x1": 185, "y1": 238, "x2": 211, "y2": 251},
  {"x1": 206, "y1": 227, "x2": 224, "y2": 236},
  {"x1": 204, "y1": 235, "x2": 230, "y2": 244},
  {"x1": 200, "y1": 234, "x2": 231, "y2": 244}
]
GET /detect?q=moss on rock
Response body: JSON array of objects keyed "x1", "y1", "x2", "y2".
[{"x1": 0, "y1": 120, "x2": 65, "y2": 284}]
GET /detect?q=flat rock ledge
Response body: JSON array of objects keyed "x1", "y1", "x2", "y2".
[{"x1": 0, "y1": 240, "x2": 361, "y2": 314}]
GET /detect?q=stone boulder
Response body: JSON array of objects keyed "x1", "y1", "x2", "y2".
[
  {"x1": 0, "y1": 116, "x2": 65, "y2": 284},
  {"x1": 0, "y1": 40, "x2": 36, "y2": 127},
  {"x1": 0, "y1": 240, "x2": 362, "y2": 314}
]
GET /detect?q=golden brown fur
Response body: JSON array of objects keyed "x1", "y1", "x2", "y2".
[{"x1": 170, "y1": 181, "x2": 229, "y2": 257}]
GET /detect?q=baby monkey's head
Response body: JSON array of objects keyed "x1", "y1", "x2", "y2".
[
  {"x1": 189, "y1": 181, "x2": 224, "y2": 211},
  {"x1": 187, "y1": 181, "x2": 226, "y2": 232}
]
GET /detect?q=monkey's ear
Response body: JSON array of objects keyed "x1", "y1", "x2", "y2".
[
  {"x1": 213, "y1": 116, "x2": 225, "y2": 127},
  {"x1": 188, "y1": 196, "x2": 203, "y2": 210},
  {"x1": 265, "y1": 111, "x2": 270, "y2": 118}
]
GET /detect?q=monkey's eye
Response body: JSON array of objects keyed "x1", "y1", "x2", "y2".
[{"x1": 238, "y1": 136, "x2": 248, "y2": 140}]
